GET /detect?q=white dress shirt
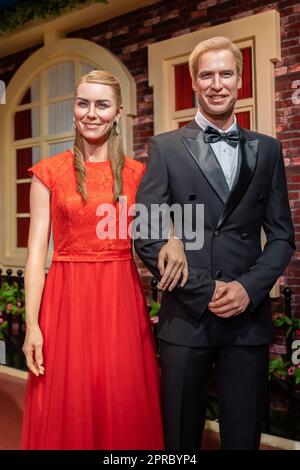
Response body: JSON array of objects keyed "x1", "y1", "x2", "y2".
[{"x1": 195, "y1": 110, "x2": 239, "y2": 190}]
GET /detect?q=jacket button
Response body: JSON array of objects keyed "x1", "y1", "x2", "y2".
[
  {"x1": 214, "y1": 230, "x2": 220, "y2": 236},
  {"x1": 215, "y1": 270, "x2": 222, "y2": 279},
  {"x1": 188, "y1": 193, "x2": 196, "y2": 201},
  {"x1": 240, "y1": 232, "x2": 248, "y2": 240}
]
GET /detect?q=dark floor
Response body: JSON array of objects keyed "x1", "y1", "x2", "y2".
[{"x1": 0, "y1": 371, "x2": 279, "y2": 450}]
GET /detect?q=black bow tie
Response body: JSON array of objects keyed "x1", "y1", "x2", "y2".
[{"x1": 204, "y1": 125, "x2": 240, "y2": 148}]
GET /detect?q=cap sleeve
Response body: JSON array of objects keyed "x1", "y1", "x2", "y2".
[{"x1": 28, "y1": 159, "x2": 55, "y2": 191}]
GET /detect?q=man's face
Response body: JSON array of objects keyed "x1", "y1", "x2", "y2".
[{"x1": 192, "y1": 49, "x2": 242, "y2": 120}]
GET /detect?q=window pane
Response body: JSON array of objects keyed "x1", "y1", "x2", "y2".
[
  {"x1": 31, "y1": 78, "x2": 40, "y2": 102},
  {"x1": 32, "y1": 146, "x2": 40, "y2": 164},
  {"x1": 174, "y1": 63, "x2": 194, "y2": 111},
  {"x1": 17, "y1": 182, "x2": 30, "y2": 213},
  {"x1": 17, "y1": 218, "x2": 30, "y2": 248},
  {"x1": 81, "y1": 63, "x2": 95, "y2": 75},
  {"x1": 236, "y1": 110, "x2": 251, "y2": 129},
  {"x1": 48, "y1": 229, "x2": 54, "y2": 253},
  {"x1": 178, "y1": 120, "x2": 191, "y2": 128},
  {"x1": 14, "y1": 108, "x2": 40, "y2": 140},
  {"x1": 46, "y1": 62, "x2": 75, "y2": 98},
  {"x1": 19, "y1": 78, "x2": 40, "y2": 104},
  {"x1": 16, "y1": 147, "x2": 40, "y2": 179},
  {"x1": 238, "y1": 47, "x2": 253, "y2": 100},
  {"x1": 19, "y1": 89, "x2": 31, "y2": 105},
  {"x1": 47, "y1": 100, "x2": 73, "y2": 135},
  {"x1": 48, "y1": 140, "x2": 74, "y2": 156}
]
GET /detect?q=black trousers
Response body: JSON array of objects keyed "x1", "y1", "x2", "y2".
[{"x1": 159, "y1": 340, "x2": 269, "y2": 450}]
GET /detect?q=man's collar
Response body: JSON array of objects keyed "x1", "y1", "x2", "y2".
[{"x1": 195, "y1": 109, "x2": 237, "y2": 133}]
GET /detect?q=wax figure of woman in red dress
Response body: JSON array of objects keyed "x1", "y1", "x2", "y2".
[{"x1": 21, "y1": 70, "x2": 188, "y2": 450}]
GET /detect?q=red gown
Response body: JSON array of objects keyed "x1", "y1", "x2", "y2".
[{"x1": 21, "y1": 150, "x2": 164, "y2": 450}]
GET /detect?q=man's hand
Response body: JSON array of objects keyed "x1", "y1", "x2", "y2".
[
  {"x1": 208, "y1": 281, "x2": 250, "y2": 318},
  {"x1": 157, "y1": 238, "x2": 188, "y2": 291},
  {"x1": 212, "y1": 280, "x2": 226, "y2": 300}
]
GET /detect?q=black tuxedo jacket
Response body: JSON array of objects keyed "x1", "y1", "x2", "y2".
[{"x1": 134, "y1": 121, "x2": 295, "y2": 347}]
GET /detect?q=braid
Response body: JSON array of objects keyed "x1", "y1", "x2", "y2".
[
  {"x1": 74, "y1": 129, "x2": 88, "y2": 201},
  {"x1": 109, "y1": 122, "x2": 125, "y2": 202}
]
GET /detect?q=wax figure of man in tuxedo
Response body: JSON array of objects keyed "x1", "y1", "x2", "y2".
[{"x1": 134, "y1": 37, "x2": 295, "y2": 450}]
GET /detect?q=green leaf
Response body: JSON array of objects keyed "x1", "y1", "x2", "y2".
[
  {"x1": 276, "y1": 369, "x2": 288, "y2": 378},
  {"x1": 149, "y1": 300, "x2": 160, "y2": 317},
  {"x1": 273, "y1": 318, "x2": 285, "y2": 327},
  {"x1": 269, "y1": 358, "x2": 284, "y2": 369},
  {"x1": 0, "y1": 321, "x2": 8, "y2": 330}
]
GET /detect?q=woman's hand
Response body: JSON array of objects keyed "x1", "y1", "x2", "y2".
[
  {"x1": 22, "y1": 324, "x2": 45, "y2": 377},
  {"x1": 157, "y1": 238, "x2": 188, "y2": 291}
]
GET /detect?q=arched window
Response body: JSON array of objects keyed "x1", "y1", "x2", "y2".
[
  {"x1": 0, "y1": 37, "x2": 136, "y2": 268},
  {"x1": 15, "y1": 61, "x2": 95, "y2": 248}
]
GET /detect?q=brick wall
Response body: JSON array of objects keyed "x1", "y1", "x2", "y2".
[{"x1": 0, "y1": 0, "x2": 299, "y2": 313}]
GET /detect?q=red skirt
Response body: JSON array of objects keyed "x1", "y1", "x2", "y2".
[{"x1": 21, "y1": 260, "x2": 164, "y2": 450}]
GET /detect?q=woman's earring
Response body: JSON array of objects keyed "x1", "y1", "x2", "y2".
[
  {"x1": 72, "y1": 117, "x2": 76, "y2": 131},
  {"x1": 115, "y1": 119, "x2": 121, "y2": 135}
]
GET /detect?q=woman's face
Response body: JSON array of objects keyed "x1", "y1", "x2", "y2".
[{"x1": 74, "y1": 81, "x2": 122, "y2": 144}]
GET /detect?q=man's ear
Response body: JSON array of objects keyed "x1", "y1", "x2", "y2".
[{"x1": 237, "y1": 75, "x2": 242, "y2": 89}]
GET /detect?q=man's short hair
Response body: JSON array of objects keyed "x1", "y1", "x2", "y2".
[{"x1": 189, "y1": 36, "x2": 243, "y2": 82}]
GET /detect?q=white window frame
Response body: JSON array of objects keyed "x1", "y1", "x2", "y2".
[{"x1": 148, "y1": 10, "x2": 280, "y2": 136}]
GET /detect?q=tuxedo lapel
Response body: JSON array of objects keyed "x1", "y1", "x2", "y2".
[
  {"x1": 216, "y1": 129, "x2": 259, "y2": 229},
  {"x1": 181, "y1": 132, "x2": 230, "y2": 205}
]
